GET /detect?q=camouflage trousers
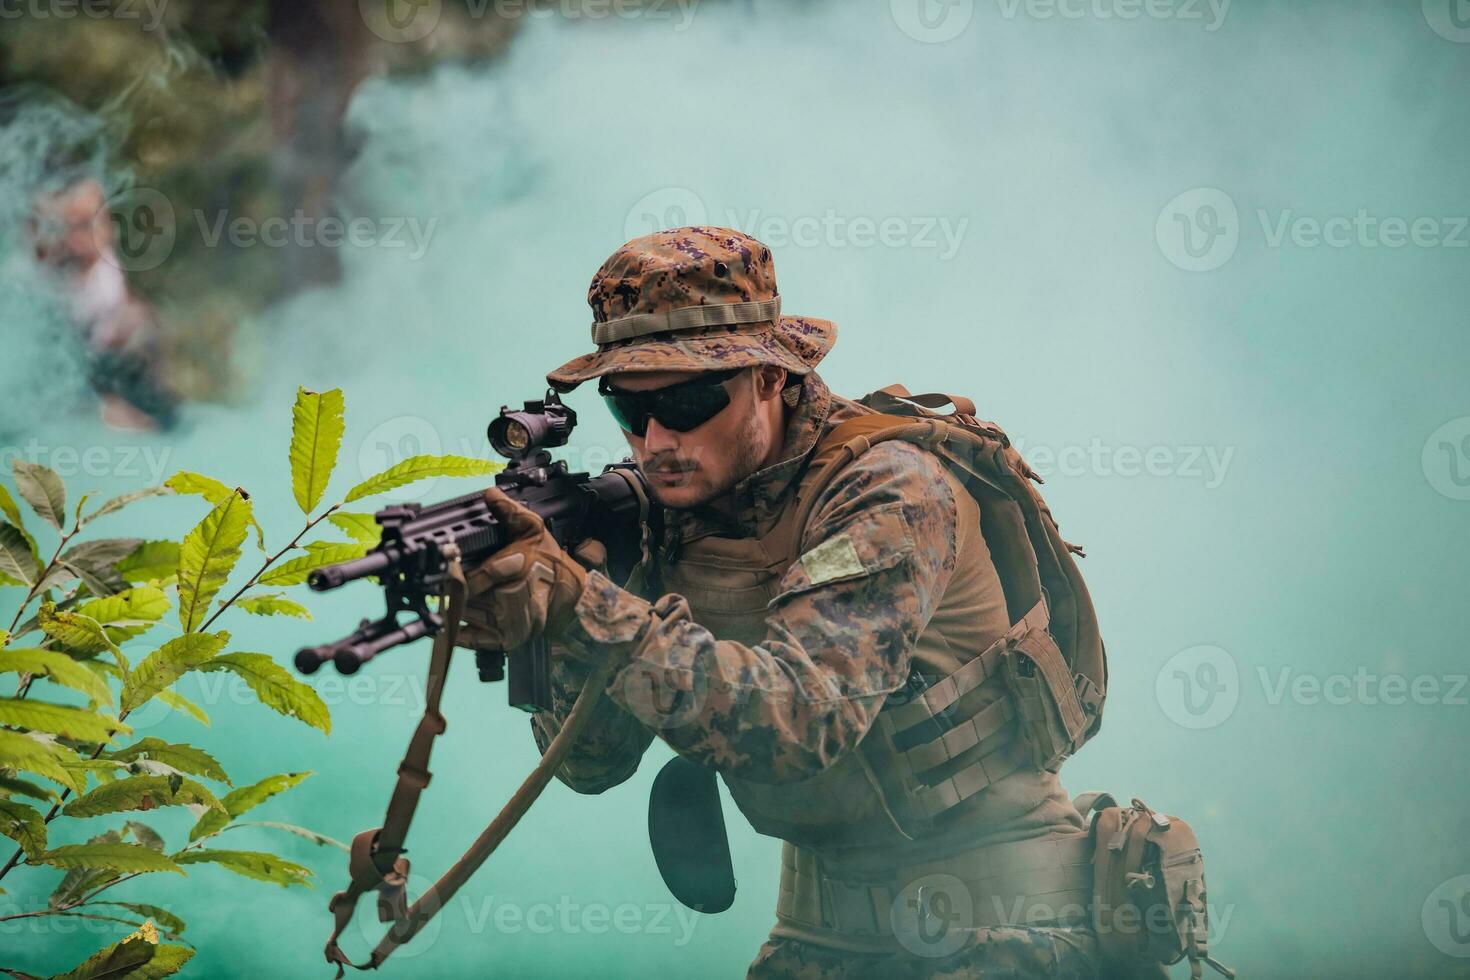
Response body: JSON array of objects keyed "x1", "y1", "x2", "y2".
[{"x1": 745, "y1": 926, "x2": 1103, "y2": 979}]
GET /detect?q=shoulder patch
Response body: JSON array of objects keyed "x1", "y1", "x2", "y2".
[{"x1": 798, "y1": 533, "x2": 866, "y2": 586}]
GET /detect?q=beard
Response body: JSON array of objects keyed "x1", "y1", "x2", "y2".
[{"x1": 643, "y1": 406, "x2": 769, "y2": 510}]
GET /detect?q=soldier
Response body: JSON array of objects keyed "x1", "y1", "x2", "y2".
[{"x1": 457, "y1": 227, "x2": 1106, "y2": 979}]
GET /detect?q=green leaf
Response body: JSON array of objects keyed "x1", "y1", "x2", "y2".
[
  {"x1": 257, "y1": 543, "x2": 367, "y2": 586},
  {"x1": 222, "y1": 820, "x2": 349, "y2": 852},
  {"x1": 122, "y1": 632, "x2": 229, "y2": 715},
  {"x1": 327, "y1": 511, "x2": 382, "y2": 546},
  {"x1": 0, "y1": 773, "x2": 59, "y2": 802},
  {"x1": 177, "y1": 491, "x2": 251, "y2": 632},
  {"x1": 63, "y1": 538, "x2": 147, "y2": 567},
  {"x1": 62, "y1": 559, "x2": 126, "y2": 599},
  {"x1": 0, "y1": 697, "x2": 126, "y2": 742},
  {"x1": 36, "y1": 841, "x2": 184, "y2": 874},
  {"x1": 167, "y1": 472, "x2": 264, "y2": 551},
  {"x1": 116, "y1": 541, "x2": 181, "y2": 584},
  {"x1": 171, "y1": 848, "x2": 312, "y2": 887},
  {"x1": 0, "y1": 730, "x2": 85, "y2": 794},
  {"x1": 12, "y1": 459, "x2": 66, "y2": 530},
  {"x1": 0, "y1": 522, "x2": 40, "y2": 586},
  {"x1": 232, "y1": 592, "x2": 313, "y2": 619},
  {"x1": 290, "y1": 387, "x2": 346, "y2": 515},
  {"x1": 0, "y1": 483, "x2": 26, "y2": 530},
  {"x1": 63, "y1": 774, "x2": 226, "y2": 820},
  {"x1": 94, "y1": 902, "x2": 187, "y2": 936},
  {"x1": 198, "y1": 653, "x2": 330, "y2": 733},
  {"x1": 0, "y1": 797, "x2": 46, "y2": 858},
  {"x1": 343, "y1": 454, "x2": 500, "y2": 503},
  {"x1": 133, "y1": 943, "x2": 194, "y2": 978},
  {"x1": 155, "y1": 689, "x2": 210, "y2": 727},
  {"x1": 75, "y1": 586, "x2": 170, "y2": 644},
  {"x1": 52, "y1": 936, "x2": 157, "y2": 980},
  {"x1": 106, "y1": 738, "x2": 230, "y2": 784},
  {"x1": 40, "y1": 603, "x2": 124, "y2": 659},
  {"x1": 190, "y1": 771, "x2": 311, "y2": 840},
  {"x1": 164, "y1": 471, "x2": 232, "y2": 503},
  {"x1": 81, "y1": 485, "x2": 175, "y2": 527},
  {"x1": 0, "y1": 647, "x2": 113, "y2": 704}
]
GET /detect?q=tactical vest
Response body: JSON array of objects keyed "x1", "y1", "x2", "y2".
[{"x1": 651, "y1": 388, "x2": 1106, "y2": 848}]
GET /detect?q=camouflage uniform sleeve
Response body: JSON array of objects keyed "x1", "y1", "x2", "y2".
[
  {"x1": 556, "y1": 441, "x2": 959, "y2": 783},
  {"x1": 528, "y1": 639, "x2": 656, "y2": 794}
]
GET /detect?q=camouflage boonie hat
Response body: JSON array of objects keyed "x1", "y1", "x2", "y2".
[{"x1": 546, "y1": 226, "x2": 837, "y2": 392}]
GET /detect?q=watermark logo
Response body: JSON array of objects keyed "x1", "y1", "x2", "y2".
[
  {"x1": 1010, "y1": 437, "x2": 1235, "y2": 488},
  {"x1": 890, "y1": 0, "x2": 975, "y2": 43},
  {"x1": 615, "y1": 659, "x2": 708, "y2": 730},
  {"x1": 0, "y1": 0, "x2": 170, "y2": 30},
  {"x1": 97, "y1": 187, "x2": 176, "y2": 273},
  {"x1": 1424, "y1": 875, "x2": 1470, "y2": 958},
  {"x1": 891, "y1": 873, "x2": 973, "y2": 957},
  {"x1": 1423, "y1": 0, "x2": 1470, "y2": 42},
  {"x1": 358, "y1": 416, "x2": 448, "y2": 502},
  {"x1": 625, "y1": 187, "x2": 710, "y2": 241},
  {"x1": 625, "y1": 190, "x2": 969, "y2": 259},
  {"x1": 1422, "y1": 417, "x2": 1470, "y2": 501},
  {"x1": 993, "y1": 0, "x2": 1230, "y2": 31},
  {"x1": 1156, "y1": 644, "x2": 1239, "y2": 729},
  {"x1": 360, "y1": 0, "x2": 442, "y2": 43},
  {"x1": 1156, "y1": 188, "x2": 1239, "y2": 272}
]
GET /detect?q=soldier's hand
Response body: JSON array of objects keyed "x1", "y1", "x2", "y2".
[{"x1": 458, "y1": 487, "x2": 588, "y2": 651}]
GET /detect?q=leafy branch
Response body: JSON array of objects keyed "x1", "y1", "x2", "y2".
[{"x1": 0, "y1": 386, "x2": 499, "y2": 977}]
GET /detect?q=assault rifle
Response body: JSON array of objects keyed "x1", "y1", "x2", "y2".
[{"x1": 293, "y1": 391, "x2": 656, "y2": 712}]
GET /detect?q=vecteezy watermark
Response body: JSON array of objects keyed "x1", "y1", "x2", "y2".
[
  {"x1": 0, "y1": 0, "x2": 169, "y2": 31},
  {"x1": 192, "y1": 211, "x2": 437, "y2": 261},
  {"x1": 1425, "y1": 875, "x2": 1470, "y2": 958},
  {"x1": 358, "y1": 0, "x2": 699, "y2": 44},
  {"x1": 0, "y1": 440, "x2": 173, "y2": 486},
  {"x1": 1422, "y1": 0, "x2": 1470, "y2": 43},
  {"x1": 1155, "y1": 188, "x2": 1240, "y2": 273},
  {"x1": 891, "y1": 873, "x2": 974, "y2": 957},
  {"x1": 1158, "y1": 644, "x2": 1470, "y2": 731},
  {"x1": 1258, "y1": 667, "x2": 1469, "y2": 708},
  {"x1": 625, "y1": 188, "x2": 970, "y2": 260},
  {"x1": 1158, "y1": 188, "x2": 1470, "y2": 271},
  {"x1": 344, "y1": 872, "x2": 700, "y2": 958},
  {"x1": 1010, "y1": 437, "x2": 1235, "y2": 489},
  {"x1": 1422, "y1": 417, "x2": 1470, "y2": 501},
  {"x1": 92, "y1": 188, "x2": 438, "y2": 272},
  {"x1": 1156, "y1": 644, "x2": 1240, "y2": 730},
  {"x1": 890, "y1": 0, "x2": 976, "y2": 43},
  {"x1": 992, "y1": 0, "x2": 1230, "y2": 31}
]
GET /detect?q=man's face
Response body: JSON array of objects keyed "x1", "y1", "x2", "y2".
[{"x1": 603, "y1": 367, "x2": 774, "y2": 510}]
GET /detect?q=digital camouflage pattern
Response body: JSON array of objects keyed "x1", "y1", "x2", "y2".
[
  {"x1": 546, "y1": 226, "x2": 836, "y2": 392},
  {"x1": 530, "y1": 371, "x2": 955, "y2": 783}
]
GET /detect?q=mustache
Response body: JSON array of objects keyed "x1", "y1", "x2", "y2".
[{"x1": 642, "y1": 455, "x2": 699, "y2": 475}]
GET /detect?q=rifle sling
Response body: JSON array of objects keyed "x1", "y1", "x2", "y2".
[{"x1": 323, "y1": 553, "x2": 615, "y2": 974}]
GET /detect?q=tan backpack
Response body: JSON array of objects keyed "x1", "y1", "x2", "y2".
[
  {"x1": 1075, "y1": 793, "x2": 1235, "y2": 979},
  {"x1": 841, "y1": 384, "x2": 1109, "y2": 772}
]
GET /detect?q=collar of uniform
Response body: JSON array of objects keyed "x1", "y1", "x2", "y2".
[{"x1": 667, "y1": 371, "x2": 835, "y2": 541}]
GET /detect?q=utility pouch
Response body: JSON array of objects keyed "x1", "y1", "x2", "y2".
[
  {"x1": 1078, "y1": 793, "x2": 1234, "y2": 980},
  {"x1": 647, "y1": 755, "x2": 737, "y2": 914},
  {"x1": 1002, "y1": 622, "x2": 1089, "y2": 772}
]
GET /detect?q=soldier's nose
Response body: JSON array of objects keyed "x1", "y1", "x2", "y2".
[{"x1": 644, "y1": 417, "x2": 678, "y2": 452}]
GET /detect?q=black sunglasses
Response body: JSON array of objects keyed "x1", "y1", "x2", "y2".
[{"x1": 599, "y1": 368, "x2": 744, "y2": 437}]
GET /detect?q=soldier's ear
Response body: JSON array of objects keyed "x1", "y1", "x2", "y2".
[{"x1": 751, "y1": 364, "x2": 787, "y2": 401}]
